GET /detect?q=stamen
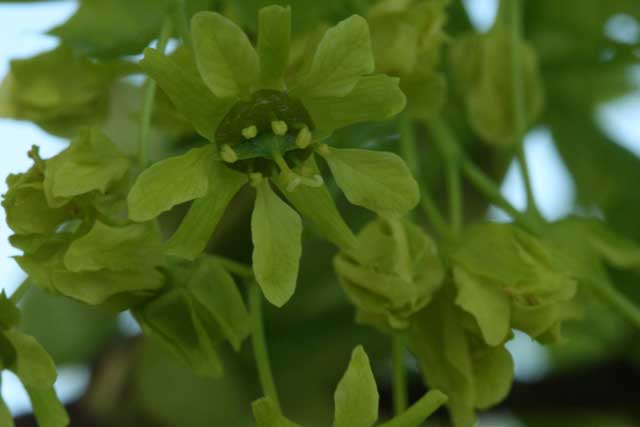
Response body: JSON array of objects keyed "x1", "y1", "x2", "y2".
[
  {"x1": 295, "y1": 126, "x2": 312, "y2": 148},
  {"x1": 220, "y1": 144, "x2": 238, "y2": 163},
  {"x1": 271, "y1": 120, "x2": 288, "y2": 136},
  {"x1": 241, "y1": 125, "x2": 258, "y2": 139},
  {"x1": 316, "y1": 143, "x2": 331, "y2": 156},
  {"x1": 249, "y1": 172, "x2": 264, "y2": 186}
]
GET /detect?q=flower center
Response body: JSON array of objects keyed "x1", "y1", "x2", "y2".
[{"x1": 215, "y1": 90, "x2": 318, "y2": 186}]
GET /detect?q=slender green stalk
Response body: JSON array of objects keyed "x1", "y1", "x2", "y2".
[
  {"x1": 506, "y1": 0, "x2": 539, "y2": 216},
  {"x1": 391, "y1": 335, "x2": 408, "y2": 415},
  {"x1": 212, "y1": 256, "x2": 254, "y2": 279},
  {"x1": 249, "y1": 284, "x2": 281, "y2": 410},
  {"x1": 446, "y1": 157, "x2": 463, "y2": 236},
  {"x1": 174, "y1": 0, "x2": 193, "y2": 50},
  {"x1": 399, "y1": 115, "x2": 419, "y2": 178},
  {"x1": 9, "y1": 279, "x2": 31, "y2": 305},
  {"x1": 138, "y1": 18, "x2": 173, "y2": 167},
  {"x1": 378, "y1": 390, "x2": 448, "y2": 427},
  {"x1": 588, "y1": 280, "x2": 640, "y2": 330},
  {"x1": 462, "y1": 159, "x2": 542, "y2": 234}
]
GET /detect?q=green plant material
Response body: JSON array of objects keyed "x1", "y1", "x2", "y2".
[
  {"x1": 410, "y1": 291, "x2": 514, "y2": 427},
  {"x1": 0, "y1": 292, "x2": 21, "y2": 330},
  {"x1": 275, "y1": 156, "x2": 356, "y2": 252},
  {"x1": 449, "y1": 11, "x2": 544, "y2": 145},
  {"x1": 253, "y1": 397, "x2": 303, "y2": 427},
  {"x1": 257, "y1": 5, "x2": 292, "y2": 91},
  {"x1": 367, "y1": 0, "x2": 450, "y2": 117},
  {"x1": 64, "y1": 221, "x2": 164, "y2": 272},
  {"x1": 166, "y1": 162, "x2": 248, "y2": 260},
  {"x1": 128, "y1": 145, "x2": 214, "y2": 222},
  {"x1": 44, "y1": 127, "x2": 131, "y2": 207},
  {"x1": 320, "y1": 147, "x2": 419, "y2": 216},
  {"x1": 0, "y1": 47, "x2": 131, "y2": 137},
  {"x1": 252, "y1": 180, "x2": 303, "y2": 307},
  {"x1": 26, "y1": 387, "x2": 69, "y2": 427},
  {"x1": 450, "y1": 222, "x2": 577, "y2": 343},
  {"x1": 133, "y1": 5, "x2": 408, "y2": 306},
  {"x1": 334, "y1": 217, "x2": 444, "y2": 330},
  {"x1": 134, "y1": 256, "x2": 250, "y2": 376},
  {"x1": 333, "y1": 345, "x2": 379, "y2": 427}
]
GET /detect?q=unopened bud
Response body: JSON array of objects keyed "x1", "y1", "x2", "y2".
[{"x1": 271, "y1": 120, "x2": 288, "y2": 136}]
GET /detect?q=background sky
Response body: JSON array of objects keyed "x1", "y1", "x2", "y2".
[{"x1": 0, "y1": 0, "x2": 638, "y2": 422}]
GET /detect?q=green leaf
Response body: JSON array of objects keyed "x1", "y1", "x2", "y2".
[
  {"x1": 187, "y1": 257, "x2": 251, "y2": 350},
  {"x1": 48, "y1": 0, "x2": 169, "y2": 58},
  {"x1": 275, "y1": 156, "x2": 356, "y2": 251},
  {"x1": 0, "y1": 292, "x2": 20, "y2": 330},
  {"x1": 453, "y1": 268, "x2": 511, "y2": 346},
  {"x1": 140, "y1": 47, "x2": 235, "y2": 141},
  {"x1": 253, "y1": 397, "x2": 303, "y2": 427},
  {"x1": 64, "y1": 221, "x2": 164, "y2": 272},
  {"x1": 191, "y1": 11, "x2": 260, "y2": 98},
  {"x1": 5, "y1": 330, "x2": 57, "y2": 388},
  {"x1": 333, "y1": 346, "x2": 379, "y2": 427},
  {"x1": 134, "y1": 288, "x2": 223, "y2": 377},
  {"x1": 26, "y1": 387, "x2": 69, "y2": 427},
  {"x1": 251, "y1": 180, "x2": 302, "y2": 307},
  {"x1": 44, "y1": 128, "x2": 130, "y2": 207},
  {"x1": 295, "y1": 15, "x2": 374, "y2": 98},
  {"x1": 257, "y1": 5, "x2": 291, "y2": 90},
  {"x1": 320, "y1": 147, "x2": 419, "y2": 216},
  {"x1": 166, "y1": 163, "x2": 247, "y2": 260},
  {"x1": 302, "y1": 74, "x2": 406, "y2": 134},
  {"x1": 128, "y1": 145, "x2": 214, "y2": 222}
]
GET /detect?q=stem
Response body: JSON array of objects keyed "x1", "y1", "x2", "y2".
[
  {"x1": 212, "y1": 256, "x2": 254, "y2": 279},
  {"x1": 399, "y1": 115, "x2": 419, "y2": 178},
  {"x1": 391, "y1": 335, "x2": 408, "y2": 415},
  {"x1": 462, "y1": 159, "x2": 542, "y2": 234},
  {"x1": 138, "y1": 18, "x2": 173, "y2": 168},
  {"x1": 9, "y1": 279, "x2": 31, "y2": 305},
  {"x1": 378, "y1": 390, "x2": 448, "y2": 427},
  {"x1": 249, "y1": 284, "x2": 281, "y2": 410},
  {"x1": 446, "y1": 157, "x2": 463, "y2": 236},
  {"x1": 174, "y1": 0, "x2": 193, "y2": 50},
  {"x1": 506, "y1": 0, "x2": 539, "y2": 216},
  {"x1": 588, "y1": 280, "x2": 640, "y2": 330}
]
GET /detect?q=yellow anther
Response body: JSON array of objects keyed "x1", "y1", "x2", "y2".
[
  {"x1": 249, "y1": 172, "x2": 264, "y2": 186},
  {"x1": 241, "y1": 125, "x2": 258, "y2": 139},
  {"x1": 220, "y1": 144, "x2": 238, "y2": 163},
  {"x1": 317, "y1": 143, "x2": 331, "y2": 156},
  {"x1": 271, "y1": 120, "x2": 288, "y2": 136},
  {"x1": 295, "y1": 126, "x2": 312, "y2": 148}
]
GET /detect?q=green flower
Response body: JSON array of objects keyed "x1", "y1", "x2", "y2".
[
  {"x1": 2, "y1": 129, "x2": 165, "y2": 307},
  {"x1": 334, "y1": 217, "x2": 444, "y2": 330},
  {"x1": 129, "y1": 6, "x2": 418, "y2": 307}
]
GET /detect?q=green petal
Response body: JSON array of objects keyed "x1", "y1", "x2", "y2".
[
  {"x1": 320, "y1": 147, "x2": 419, "y2": 216},
  {"x1": 251, "y1": 180, "x2": 302, "y2": 307},
  {"x1": 134, "y1": 288, "x2": 223, "y2": 378},
  {"x1": 64, "y1": 221, "x2": 164, "y2": 272},
  {"x1": 166, "y1": 163, "x2": 247, "y2": 260},
  {"x1": 302, "y1": 74, "x2": 406, "y2": 134},
  {"x1": 275, "y1": 156, "x2": 356, "y2": 251},
  {"x1": 453, "y1": 268, "x2": 511, "y2": 346},
  {"x1": 333, "y1": 346, "x2": 379, "y2": 427},
  {"x1": 191, "y1": 11, "x2": 259, "y2": 98},
  {"x1": 473, "y1": 346, "x2": 514, "y2": 409},
  {"x1": 295, "y1": 15, "x2": 374, "y2": 98},
  {"x1": 252, "y1": 397, "x2": 302, "y2": 427},
  {"x1": 258, "y1": 5, "x2": 291, "y2": 90},
  {"x1": 140, "y1": 47, "x2": 235, "y2": 141},
  {"x1": 5, "y1": 330, "x2": 57, "y2": 388},
  {"x1": 127, "y1": 145, "x2": 213, "y2": 222},
  {"x1": 44, "y1": 128, "x2": 130, "y2": 207},
  {"x1": 26, "y1": 387, "x2": 69, "y2": 427},
  {"x1": 187, "y1": 257, "x2": 251, "y2": 351}
]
